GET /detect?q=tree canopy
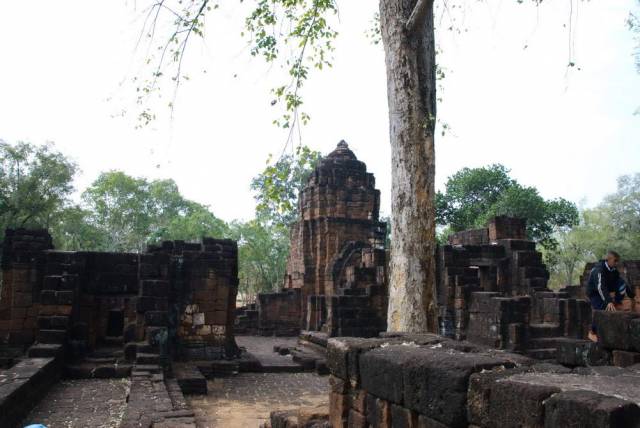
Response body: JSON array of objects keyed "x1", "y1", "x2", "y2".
[
  {"x1": 250, "y1": 145, "x2": 320, "y2": 227},
  {"x1": 437, "y1": 164, "x2": 579, "y2": 246},
  {"x1": 81, "y1": 171, "x2": 228, "y2": 252},
  {"x1": 0, "y1": 140, "x2": 77, "y2": 233},
  {"x1": 546, "y1": 173, "x2": 640, "y2": 287}
]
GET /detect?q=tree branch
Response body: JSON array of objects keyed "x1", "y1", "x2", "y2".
[{"x1": 405, "y1": 0, "x2": 433, "y2": 34}]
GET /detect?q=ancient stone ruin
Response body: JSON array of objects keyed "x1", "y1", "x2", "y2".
[
  {"x1": 3, "y1": 145, "x2": 640, "y2": 427},
  {"x1": 0, "y1": 228, "x2": 239, "y2": 426},
  {"x1": 242, "y1": 141, "x2": 388, "y2": 338},
  {"x1": 438, "y1": 216, "x2": 591, "y2": 358}
]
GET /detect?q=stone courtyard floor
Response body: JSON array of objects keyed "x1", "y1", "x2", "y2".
[
  {"x1": 22, "y1": 378, "x2": 130, "y2": 428},
  {"x1": 19, "y1": 337, "x2": 327, "y2": 428},
  {"x1": 187, "y1": 372, "x2": 328, "y2": 428}
]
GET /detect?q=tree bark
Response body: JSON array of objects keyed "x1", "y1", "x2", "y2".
[{"x1": 380, "y1": 0, "x2": 438, "y2": 332}]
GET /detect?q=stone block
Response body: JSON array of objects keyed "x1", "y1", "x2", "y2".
[
  {"x1": 630, "y1": 318, "x2": 640, "y2": 352},
  {"x1": 390, "y1": 404, "x2": 418, "y2": 428},
  {"x1": 402, "y1": 348, "x2": 516, "y2": 427},
  {"x1": 612, "y1": 350, "x2": 640, "y2": 368},
  {"x1": 347, "y1": 409, "x2": 366, "y2": 428},
  {"x1": 594, "y1": 311, "x2": 640, "y2": 350},
  {"x1": 359, "y1": 345, "x2": 417, "y2": 404},
  {"x1": 544, "y1": 390, "x2": 640, "y2": 428},
  {"x1": 140, "y1": 280, "x2": 170, "y2": 297},
  {"x1": 365, "y1": 395, "x2": 391, "y2": 428},
  {"x1": 556, "y1": 338, "x2": 610, "y2": 367},
  {"x1": 136, "y1": 296, "x2": 168, "y2": 313},
  {"x1": 37, "y1": 329, "x2": 67, "y2": 344},
  {"x1": 329, "y1": 392, "x2": 348, "y2": 428},
  {"x1": 467, "y1": 367, "x2": 527, "y2": 427},
  {"x1": 40, "y1": 290, "x2": 57, "y2": 305},
  {"x1": 327, "y1": 337, "x2": 388, "y2": 384},
  {"x1": 56, "y1": 290, "x2": 74, "y2": 305},
  {"x1": 329, "y1": 375, "x2": 347, "y2": 394},
  {"x1": 37, "y1": 315, "x2": 69, "y2": 330},
  {"x1": 42, "y1": 275, "x2": 62, "y2": 290},
  {"x1": 488, "y1": 379, "x2": 560, "y2": 428},
  {"x1": 417, "y1": 415, "x2": 449, "y2": 428},
  {"x1": 144, "y1": 311, "x2": 168, "y2": 327}
]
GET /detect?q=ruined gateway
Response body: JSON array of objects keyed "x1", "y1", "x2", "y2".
[{"x1": 1, "y1": 142, "x2": 640, "y2": 427}]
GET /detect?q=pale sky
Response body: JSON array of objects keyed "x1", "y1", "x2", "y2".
[{"x1": 0, "y1": 1, "x2": 638, "y2": 222}]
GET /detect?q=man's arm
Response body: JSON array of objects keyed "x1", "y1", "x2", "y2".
[{"x1": 615, "y1": 277, "x2": 632, "y2": 303}]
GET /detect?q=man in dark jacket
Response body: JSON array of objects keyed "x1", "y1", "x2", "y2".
[{"x1": 586, "y1": 250, "x2": 633, "y2": 341}]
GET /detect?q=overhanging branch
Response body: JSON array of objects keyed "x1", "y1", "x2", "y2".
[{"x1": 405, "y1": 0, "x2": 433, "y2": 33}]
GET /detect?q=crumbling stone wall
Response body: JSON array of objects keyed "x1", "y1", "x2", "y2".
[
  {"x1": 439, "y1": 217, "x2": 591, "y2": 357},
  {"x1": 0, "y1": 229, "x2": 239, "y2": 360},
  {"x1": 0, "y1": 229, "x2": 53, "y2": 345},
  {"x1": 281, "y1": 141, "x2": 387, "y2": 337}
]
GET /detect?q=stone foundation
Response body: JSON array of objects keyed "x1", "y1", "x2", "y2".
[{"x1": 327, "y1": 335, "x2": 640, "y2": 428}]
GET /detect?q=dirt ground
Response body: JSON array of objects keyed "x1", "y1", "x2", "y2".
[{"x1": 187, "y1": 372, "x2": 329, "y2": 428}]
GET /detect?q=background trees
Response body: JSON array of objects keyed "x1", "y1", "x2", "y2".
[
  {"x1": 250, "y1": 146, "x2": 320, "y2": 227},
  {"x1": 0, "y1": 140, "x2": 77, "y2": 233},
  {"x1": 2, "y1": 140, "x2": 637, "y2": 300},
  {"x1": 436, "y1": 164, "x2": 579, "y2": 247},
  {"x1": 0, "y1": 140, "x2": 318, "y2": 301},
  {"x1": 546, "y1": 173, "x2": 640, "y2": 287}
]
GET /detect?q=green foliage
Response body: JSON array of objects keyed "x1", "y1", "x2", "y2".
[
  {"x1": 546, "y1": 173, "x2": 640, "y2": 288},
  {"x1": 81, "y1": 171, "x2": 227, "y2": 252},
  {"x1": 229, "y1": 220, "x2": 289, "y2": 301},
  {"x1": 250, "y1": 145, "x2": 320, "y2": 227},
  {"x1": 436, "y1": 164, "x2": 515, "y2": 231},
  {"x1": 136, "y1": 0, "x2": 338, "y2": 130},
  {"x1": 437, "y1": 164, "x2": 579, "y2": 246},
  {"x1": 49, "y1": 206, "x2": 106, "y2": 251},
  {"x1": 0, "y1": 140, "x2": 77, "y2": 233}
]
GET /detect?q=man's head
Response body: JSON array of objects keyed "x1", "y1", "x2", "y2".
[{"x1": 606, "y1": 250, "x2": 621, "y2": 268}]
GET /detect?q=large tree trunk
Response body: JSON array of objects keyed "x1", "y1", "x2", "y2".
[{"x1": 380, "y1": 0, "x2": 438, "y2": 333}]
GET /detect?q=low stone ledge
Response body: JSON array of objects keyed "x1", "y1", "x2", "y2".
[
  {"x1": 327, "y1": 334, "x2": 640, "y2": 428},
  {"x1": 0, "y1": 356, "x2": 61, "y2": 427}
]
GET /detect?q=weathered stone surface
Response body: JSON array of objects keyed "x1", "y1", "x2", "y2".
[
  {"x1": 359, "y1": 344, "x2": 516, "y2": 427},
  {"x1": 556, "y1": 338, "x2": 611, "y2": 366},
  {"x1": 488, "y1": 379, "x2": 560, "y2": 428},
  {"x1": 390, "y1": 404, "x2": 418, "y2": 428},
  {"x1": 404, "y1": 350, "x2": 517, "y2": 427},
  {"x1": 467, "y1": 366, "x2": 528, "y2": 427},
  {"x1": 1, "y1": 228, "x2": 239, "y2": 362},
  {"x1": 280, "y1": 141, "x2": 388, "y2": 337},
  {"x1": 359, "y1": 345, "x2": 419, "y2": 404},
  {"x1": 630, "y1": 318, "x2": 640, "y2": 352},
  {"x1": 594, "y1": 311, "x2": 640, "y2": 350},
  {"x1": 327, "y1": 337, "x2": 389, "y2": 384},
  {"x1": 612, "y1": 350, "x2": 640, "y2": 368},
  {"x1": 545, "y1": 390, "x2": 640, "y2": 428}
]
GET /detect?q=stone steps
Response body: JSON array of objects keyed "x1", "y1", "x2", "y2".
[
  {"x1": 28, "y1": 343, "x2": 64, "y2": 358},
  {"x1": 136, "y1": 352, "x2": 162, "y2": 365},
  {"x1": 37, "y1": 315, "x2": 70, "y2": 330},
  {"x1": 525, "y1": 348, "x2": 557, "y2": 360},
  {"x1": 173, "y1": 363, "x2": 207, "y2": 395},
  {"x1": 132, "y1": 363, "x2": 163, "y2": 375},
  {"x1": 65, "y1": 362, "x2": 132, "y2": 379},
  {"x1": 529, "y1": 323, "x2": 561, "y2": 339},
  {"x1": 36, "y1": 329, "x2": 67, "y2": 344},
  {"x1": 103, "y1": 335, "x2": 124, "y2": 347}
]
